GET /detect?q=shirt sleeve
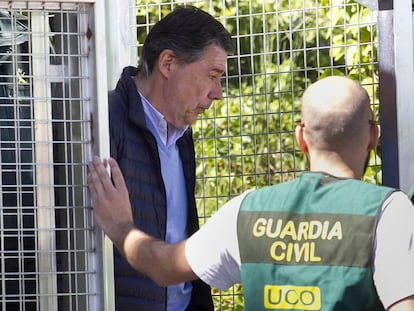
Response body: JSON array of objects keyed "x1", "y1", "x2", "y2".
[
  {"x1": 373, "y1": 191, "x2": 414, "y2": 308},
  {"x1": 185, "y1": 190, "x2": 253, "y2": 290}
]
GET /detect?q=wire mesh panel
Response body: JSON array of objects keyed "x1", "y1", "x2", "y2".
[
  {"x1": 130, "y1": 0, "x2": 379, "y2": 309},
  {"x1": 0, "y1": 2, "x2": 103, "y2": 310}
]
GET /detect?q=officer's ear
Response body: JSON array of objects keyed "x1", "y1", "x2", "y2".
[
  {"x1": 295, "y1": 122, "x2": 308, "y2": 153},
  {"x1": 367, "y1": 120, "x2": 379, "y2": 151}
]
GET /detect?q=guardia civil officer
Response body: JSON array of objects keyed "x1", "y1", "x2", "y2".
[{"x1": 89, "y1": 76, "x2": 414, "y2": 311}]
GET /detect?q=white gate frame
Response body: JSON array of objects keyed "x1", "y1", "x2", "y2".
[{"x1": 88, "y1": 0, "x2": 114, "y2": 310}]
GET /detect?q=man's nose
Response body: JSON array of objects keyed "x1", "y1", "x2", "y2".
[{"x1": 209, "y1": 81, "x2": 223, "y2": 100}]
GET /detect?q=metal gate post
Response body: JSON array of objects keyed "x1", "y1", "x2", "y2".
[
  {"x1": 104, "y1": 0, "x2": 137, "y2": 89},
  {"x1": 392, "y1": 0, "x2": 414, "y2": 191},
  {"x1": 91, "y1": 0, "x2": 114, "y2": 310},
  {"x1": 377, "y1": 0, "x2": 399, "y2": 188},
  {"x1": 378, "y1": 0, "x2": 414, "y2": 191}
]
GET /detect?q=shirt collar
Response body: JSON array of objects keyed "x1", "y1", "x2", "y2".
[{"x1": 139, "y1": 92, "x2": 188, "y2": 147}]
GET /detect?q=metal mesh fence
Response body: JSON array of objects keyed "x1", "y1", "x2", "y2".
[
  {"x1": 0, "y1": 0, "x2": 382, "y2": 310},
  {"x1": 0, "y1": 2, "x2": 99, "y2": 310},
  {"x1": 132, "y1": 0, "x2": 379, "y2": 309}
]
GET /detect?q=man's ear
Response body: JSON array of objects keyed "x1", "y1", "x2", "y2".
[
  {"x1": 157, "y1": 49, "x2": 175, "y2": 78},
  {"x1": 295, "y1": 123, "x2": 308, "y2": 152},
  {"x1": 367, "y1": 123, "x2": 379, "y2": 151}
]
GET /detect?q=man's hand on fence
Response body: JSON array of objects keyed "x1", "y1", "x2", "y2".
[{"x1": 87, "y1": 156, "x2": 135, "y2": 253}]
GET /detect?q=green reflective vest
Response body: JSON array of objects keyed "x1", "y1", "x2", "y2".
[{"x1": 237, "y1": 173, "x2": 394, "y2": 311}]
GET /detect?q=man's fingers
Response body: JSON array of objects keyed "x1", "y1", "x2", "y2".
[
  {"x1": 92, "y1": 156, "x2": 117, "y2": 195},
  {"x1": 87, "y1": 156, "x2": 117, "y2": 203},
  {"x1": 108, "y1": 158, "x2": 128, "y2": 192},
  {"x1": 87, "y1": 158, "x2": 103, "y2": 201},
  {"x1": 88, "y1": 156, "x2": 128, "y2": 200},
  {"x1": 87, "y1": 156, "x2": 134, "y2": 245}
]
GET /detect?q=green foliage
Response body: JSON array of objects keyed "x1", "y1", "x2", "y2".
[
  {"x1": 135, "y1": 0, "x2": 379, "y2": 309},
  {"x1": 194, "y1": 0, "x2": 380, "y2": 213}
]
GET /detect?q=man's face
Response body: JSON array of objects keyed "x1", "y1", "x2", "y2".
[{"x1": 162, "y1": 44, "x2": 228, "y2": 129}]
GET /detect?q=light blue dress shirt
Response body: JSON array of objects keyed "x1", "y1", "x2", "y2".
[{"x1": 140, "y1": 92, "x2": 192, "y2": 310}]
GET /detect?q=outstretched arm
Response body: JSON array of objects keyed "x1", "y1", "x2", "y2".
[{"x1": 87, "y1": 156, "x2": 198, "y2": 286}]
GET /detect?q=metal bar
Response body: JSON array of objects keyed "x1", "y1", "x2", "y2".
[
  {"x1": 393, "y1": 0, "x2": 414, "y2": 192},
  {"x1": 104, "y1": 0, "x2": 137, "y2": 89},
  {"x1": 377, "y1": 8, "x2": 399, "y2": 188},
  {"x1": 378, "y1": 0, "x2": 414, "y2": 190},
  {"x1": 0, "y1": 2, "x2": 95, "y2": 11},
  {"x1": 91, "y1": 1, "x2": 114, "y2": 310},
  {"x1": 31, "y1": 11, "x2": 58, "y2": 311},
  {"x1": 355, "y1": 0, "x2": 378, "y2": 10}
]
